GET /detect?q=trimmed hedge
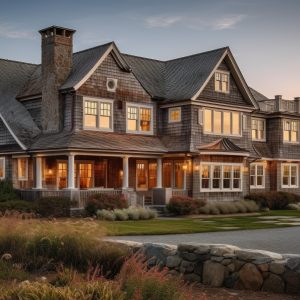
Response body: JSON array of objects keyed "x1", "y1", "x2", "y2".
[
  {"x1": 245, "y1": 191, "x2": 300, "y2": 210},
  {"x1": 0, "y1": 200, "x2": 36, "y2": 213},
  {"x1": 167, "y1": 196, "x2": 206, "y2": 215},
  {"x1": 35, "y1": 197, "x2": 71, "y2": 217}
]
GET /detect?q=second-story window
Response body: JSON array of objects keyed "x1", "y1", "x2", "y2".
[
  {"x1": 204, "y1": 109, "x2": 241, "y2": 136},
  {"x1": 283, "y1": 120, "x2": 298, "y2": 143},
  {"x1": 168, "y1": 107, "x2": 181, "y2": 123},
  {"x1": 84, "y1": 99, "x2": 113, "y2": 130},
  {"x1": 215, "y1": 71, "x2": 229, "y2": 93},
  {"x1": 252, "y1": 118, "x2": 265, "y2": 141},
  {"x1": 127, "y1": 103, "x2": 153, "y2": 134}
]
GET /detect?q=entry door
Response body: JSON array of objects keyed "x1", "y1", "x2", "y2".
[{"x1": 136, "y1": 160, "x2": 148, "y2": 190}]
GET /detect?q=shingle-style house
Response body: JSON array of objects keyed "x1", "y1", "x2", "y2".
[{"x1": 1, "y1": 25, "x2": 300, "y2": 208}]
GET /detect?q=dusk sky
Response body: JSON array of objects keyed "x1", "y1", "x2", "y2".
[{"x1": 0, "y1": 0, "x2": 299, "y2": 98}]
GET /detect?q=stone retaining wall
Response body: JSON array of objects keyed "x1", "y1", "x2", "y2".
[{"x1": 111, "y1": 240, "x2": 300, "y2": 294}]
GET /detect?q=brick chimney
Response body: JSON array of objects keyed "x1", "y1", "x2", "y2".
[{"x1": 39, "y1": 26, "x2": 76, "y2": 132}]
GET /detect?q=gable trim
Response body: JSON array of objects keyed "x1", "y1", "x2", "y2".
[{"x1": 0, "y1": 113, "x2": 27, "y2": 150}]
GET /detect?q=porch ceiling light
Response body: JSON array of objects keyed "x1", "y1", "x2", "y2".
[{"x1": 182, "y1": 164, "x2": 188, "y2": 171}]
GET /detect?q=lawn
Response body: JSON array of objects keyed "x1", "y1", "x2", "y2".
[{"x1": 103, "y1": 210, "x2": 300, "y2": 236}]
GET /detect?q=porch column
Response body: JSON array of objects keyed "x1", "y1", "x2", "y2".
[
  {"x1": 67, "y1": 153, "x2": 75, "y2": 189},
  {"x1": 122, "y1": 156, "x2": 129, "y2": 189},
  {"x1": 35, "y1": 157, "x2": 42, "y2": 189},
  {"x1": 156, "y1": 158, "x2": 162, "y2": 188}
]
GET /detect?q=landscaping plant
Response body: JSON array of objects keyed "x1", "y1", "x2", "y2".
[{"x1": 167, "y1": 196, "x2": 206, "y2": 215}]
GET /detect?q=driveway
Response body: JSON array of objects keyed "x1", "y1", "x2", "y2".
[{"x1": 110, "y1": 227, "x2": 300, "y2": 254}]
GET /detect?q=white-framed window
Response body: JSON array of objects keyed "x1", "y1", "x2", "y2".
[
  {"x1": 126, "y1": 103, "x2": 153, "y2": 134},
  {"x1": 215, "y1": 71, "x2": 229, "y2": 93},
  {"x1": 282, "y1": 163, "x2": 298, "y2": 188},
  {"x1": 250, "y1": 163, "x2": 265, "y2": 188},
  {"x1": 0, "y1": 158, "x2": 5, "y2": 180},
  {"x1": 17, "y1": 158, "x2": 28, "y2": 181},
  {"x1": 168, "y1": 107, "x2": 181, "y2": 123},
  {"x1": 200, "y1": 163, "x2": 242, "y2": 192},
  {"x1": 252, "y1": 118, "x2": 266, "y2": 141},
  {"x1": 203, "y1": 108, "x2": 241, "y2": 136},
  {"x1": 83, "y1": 98, "x2": 113, "y2": 131},
  {"x1": 283, "y1": 120, "x2": 299, "y2": 143}
]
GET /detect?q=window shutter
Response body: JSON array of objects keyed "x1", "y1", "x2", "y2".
[
  {"x1": 242, "y1": 114, "x2": 247, "y2": 131},
  {"x1": 198, "y1": 109, "x2": 203, "y2": 125}
]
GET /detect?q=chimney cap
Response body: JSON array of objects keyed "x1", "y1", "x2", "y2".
[{"x1": 39, "y1": 25, "x2": 76, "y2": 35}]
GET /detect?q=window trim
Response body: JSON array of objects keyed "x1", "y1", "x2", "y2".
[
  {"x1": 250, "y1": 163, "x2": 265, "y2": 189},
  {"x1": 168, "y1": 107, "x2": 182, "y2": 123},
  {"x1": 203, "y1": 108, "x2": 242, "y2": 137},
  {"x1": 83, "y1": 97, "x2": 114, "y2": 132},
  {"x1": 251, "y1": 118, "x2": 266, "y2": 142},
  {"x1": 283, "y1": 119, "x2": 299, "y2": 144},
  {"x1": 17, "y1": 158, "x2": 28, "y2": 181},
  {"x1": 126, "y1": 102, "x2": 154, "y2": 135},
  {"x1": 214, "y1": 70, "x2": 230, "y2": 94},
  {"x1": 281, "y1": 163, "x2": 298, "y2": 188},
  {"x1": 0, "y1": 157, "x2": 5, "y2": 180},
  {"x1": 200, "y1": 162, "x2": 243, "y2": 192}
]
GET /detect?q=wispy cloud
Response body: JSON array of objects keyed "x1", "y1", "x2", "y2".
[
  {"x1": 0, "y1": 22, "x2": 35, "y2": 39},
  {"x1": 145, "y1": 15, "x2": 182, "y2": 28},
  {"x1": 212, "y1": 15, "x2": 245, "y2": 30}
]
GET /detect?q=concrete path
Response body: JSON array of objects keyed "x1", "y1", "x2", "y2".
[{"x1": 110, "y1": 227, "x2": 300, "y2": 254}]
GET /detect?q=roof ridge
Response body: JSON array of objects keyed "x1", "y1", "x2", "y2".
[
  {"x1": 73, "y1": 42, "x2": 113, "y2": 55},
  {"x1": 0, "y1": 58, "x2": 38, "y2": 66},
  {"x1": 122, "y1": 53, "x2": 164, "y2": 63}
]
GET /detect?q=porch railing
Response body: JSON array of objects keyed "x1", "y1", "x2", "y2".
[{"x1": 172, "y1": 189, "x2": 188, "y2": 197}]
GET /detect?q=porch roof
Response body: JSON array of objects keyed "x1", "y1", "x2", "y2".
[{"x1": 29, "y1": 130, "x2": 168, "y2": 154}]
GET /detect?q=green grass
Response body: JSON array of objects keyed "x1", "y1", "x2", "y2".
[{"x1": 102, "y1": 210, "x2": 300, "y2": 236}]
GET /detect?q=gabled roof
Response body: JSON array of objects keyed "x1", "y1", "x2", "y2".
[
  {"x1": 250, "y1": 87, "x2": 269, "y2": 102},
  {"x1": 0, "y1": 59, "x2": 41, "y2": 149}
]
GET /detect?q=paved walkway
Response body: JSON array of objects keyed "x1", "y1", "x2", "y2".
[{"x1": 110, "y1": 227, "x2": 300, "y2": 254}]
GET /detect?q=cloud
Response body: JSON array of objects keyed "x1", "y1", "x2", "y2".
[
  {"x1": 212, "y1": 15, "x2": 245, "y2": 30},
  {"x1": 145, "y1": 15, "x2": 182, "y2": 28},
  {"x1": 0, "y1": 22, "x2": 35, "y2": 39}
]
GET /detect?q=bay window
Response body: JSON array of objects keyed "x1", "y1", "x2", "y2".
[
  {"x1": 17, "y1": 158, "x2": 28, "y2": 181},
  {"x1": 282, "y1": 163, "x2": 298, "y2": 188},
  {"x1": 127, "y1": 103, "x2": 153, "y2": 134},
  {"x1": 252, "y1": 118, "x2": 265, "y2": 141},
  {"x1": 200, "y1": 163, "x2": 242, "y2": 191},
  {"x1": 283, "y1": 120, "x2": 298, "y2": 143},
  {"x1": 0, "y1": 158, "x2": 5, "y2": 179},
  {"x1": 250, "y1": 163, "x2": 265, "y2": 188},
  {"x1": 203, "y1": 109, "x2": 241, "y2": 136}
]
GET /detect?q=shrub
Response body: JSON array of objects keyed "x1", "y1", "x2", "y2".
[
  {"x1": 97, "y1": 209, "x2": 116, "y2": 221},
  {"x1": 167, "y1": 196, "x2": 206, "y2": 215},
  {"x1": 85, "y1": 193, "x2": 128, "y2": 216},
  {"x1": 0, "y1": 260, "x2": 29, "y2": 281},
  {"x1": 287, "y1": 203, "x2": 300, "y2": 211},
  {"x1": 114, "y1": 209, "x2": 129, "y2": 221},
  {"x1": 0, "y1": 200, "x2": 36, "y2": 213},
  {"x1": 126, "y1": 207, "x2": 140, "y2": 220},
  {"x1": 0, "y1": 179, "x2": 19, "y2": 202},
  {"x1": 35, "y1": 197, "x2": 70, "y2": 217},
  {"x1": 245, "y1": 191, "x2": 300, "y2": 210}
]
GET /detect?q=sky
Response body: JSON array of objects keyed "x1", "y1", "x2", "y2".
[{"x1": 0, "y1": 0, "x2": 299, "y2": 98}]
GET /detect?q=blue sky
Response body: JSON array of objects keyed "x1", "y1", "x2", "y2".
[{"x1": 0, "y1": 0, "x2": 299, "y2": 98}]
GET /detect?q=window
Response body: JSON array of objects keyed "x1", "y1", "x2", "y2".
[
  {"x1": 0, "y1": 158, "x2": 5, "y2": 179},
  {"x1": 168, "y1": 107, "x2": 181, "y2": 123},
  {"x1": 126, "y1": 103, "x2": 153, "y2": 134},
  {"x1": 200, "y1": 163, "x2": 242, "y2": 191},
  {"x1": 283, "y1": 120, "x2": 298, "y2": 143},
  {"x1": 250, "y1": 163, "x2": 265, "y2": 188},
  {"x1": 76, "y1": 163, "x2": 93, "y2": 189},
  {"x1": 282, "y1": 163, "x2": 298, "y2": 188},
  {"x1": 57, "y1": 162, "x2": 67, "y2": 189},
  {"x1": 203, "y1": 109, "x2": 241, "y2": 136},
  {"x1": 84, "y1": 99, "x2": 113, "y2": 130},
  {"x1": 17, "y1": 158, "x2": 28, "y2": 180},
  {"x1": 215, "y1": 71, "x2": 229, "y2": 93},
  {"x1": 252, "y1": 118, "x2": 266, "y2": 141},
  {"x1": 162, "y1": 160, "x2": 187, "y2": 189}
]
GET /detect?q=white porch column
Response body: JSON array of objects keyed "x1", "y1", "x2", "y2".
[
  {"x1": 67, "y1": 153, "x2": 75, "y2": 189},
  {"x1": 156, "y1": 158, "x2": 162, "y2": 188},
  {"x1": 35, "y1": 157, "x2": 42, "y2": 189},
  {"x1": 122, "y1": 156, "x2": 129, "y2": 189}
]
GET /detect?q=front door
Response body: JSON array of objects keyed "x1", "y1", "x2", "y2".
[{"x1": 136, "y1": 160, "x2": 148, "y2": 190}]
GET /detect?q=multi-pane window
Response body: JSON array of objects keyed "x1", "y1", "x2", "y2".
[
  {"x1": 200, "y1": 163, "x2": 242, "y2": 191},
  {"x1": 204, "y1": 109, "x2": 241, "y2": 136},
  {"x1": 0, "y1": 158, "x2": 5, "y2": 179},
  {"x1": 215, "y1": 71, "x2": 229, "y2": 93},
  {"x1": 57, "y1": 162, "x2": 67, "y2": 189},
  {"x1": 282, "y1": 164, "x2": 298, "y2": 188},
  {"x1": 250, "y1": 164, "x2": 265, "y2": 188},
  {"x1": 283, "y1": 120, "x2": 298, "y2": 143},
  {"x1": 252, "y1": 118, "x2": 265, "y2": 140},
  {"x1": 17, "y1": 158, "x2": 28, "y2": 180},
  {"x1": 84, "y1": 99, "x2": 113, "y2": 130},
  {"x1": 127, "y1": 104, "x2": 153, "y2": 134},
  {"x1": 162, "y1": 160, "x2": 187, "y2": 189},
  {"x1": 168, "y1": 107, "x2": 181, "y2": 123}
]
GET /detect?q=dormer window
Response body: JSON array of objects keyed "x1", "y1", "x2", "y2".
[{"x1": 215, "y1": 71, "x2": 229, "y2": 93}]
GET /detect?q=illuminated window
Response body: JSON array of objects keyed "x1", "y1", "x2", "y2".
[
  {"x1": 0, "y1": 158, "x2": 5, "y2": 179},
  {"x1": 203, "y1": 109, "x2": 240, "y2": 136},
  {"x1": 250, "y1": 163, "x2": 265, "y2": 188},
  {"x1": 127, "y1": 104, "x2": 153, "y2": 134},
  {"x1": 283, "y1": 120, "x2": 298, "y2": 143},
  {"x1": 252, "y1": 118, "x2": 266, "y2": 140},
  {"x1": 168, "y1": 107, "x2": 181, "y2": 123},
  {"x1": 140, "y1": 108, "x2": 151, "y2": 131},
  {"x1": 84, "y1": 101, "x2": 97, "y2": 127},
  {"x1": 99, "y1": 102, "x2": 112, "y2": 129},
  {"x1": 215, "y1": 71, "x2": 229, "y2": 93},
  {"x1": 282, "y1": 163, "x2": 298, "y2": 188},
  {"x1": 77, "y1": 163, "x2": 93, "y2": 189},
  {"x1": 162, "y1": 160, "x2": 187, "y2": 189},
  {"x1": 127, "y1": 106, "x2": 138, "y2": 131},
  {"x1": 17, "y1": 158, "x2": 28, "y2": 180},
  {"x1": 57, "y1": 162, "x2": 67, "y2": 189}
]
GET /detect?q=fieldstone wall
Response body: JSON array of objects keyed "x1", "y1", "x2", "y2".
[{"x1": 111, "y1": 240, "x2": 300, "y2": 295}]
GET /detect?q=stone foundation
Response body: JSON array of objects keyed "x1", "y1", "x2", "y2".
[{"x1": 110, "y1": 240, "x2": 300, "y2": 294}]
